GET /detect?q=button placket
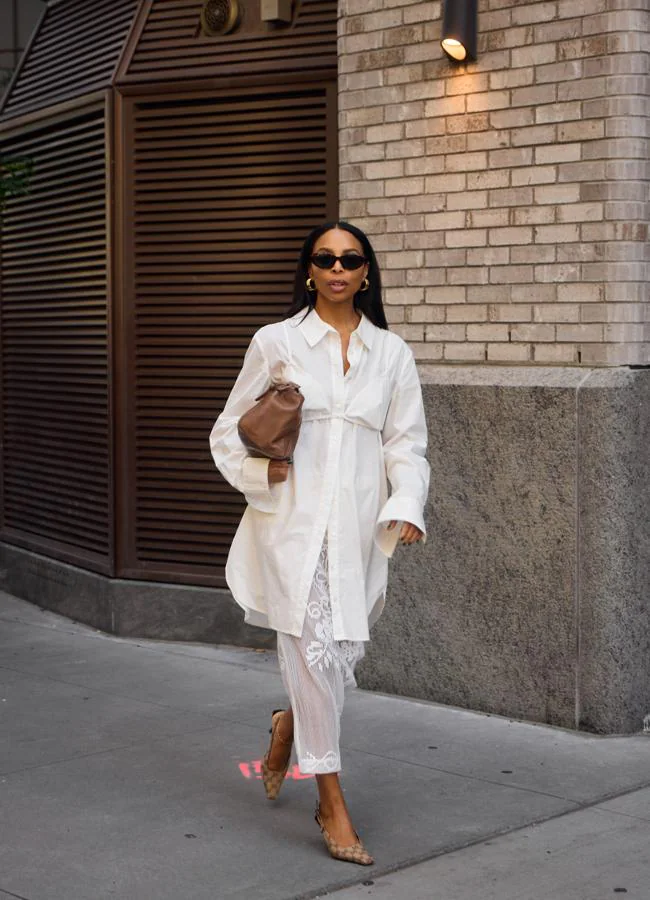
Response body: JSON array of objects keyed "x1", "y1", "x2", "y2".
[
  {"x1": 331, "y1": 331, "x2": 345, "y2": 414},
  {"x1": 297, "y1": 415, "x2": 342, "y2": 630},
  {"x1": 345, "y1": 335, "x2": 362, "y2": 401},
  {"x1": 328, "y1": 331, "x2": 346, "y2": 636},
  {"x1": 297, "y1": 332, "x2": 344, "y2": 631}
]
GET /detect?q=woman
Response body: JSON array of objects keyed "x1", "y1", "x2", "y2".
[{"x1": 209, "y1": 221, "x2": 429, "y2": 866}]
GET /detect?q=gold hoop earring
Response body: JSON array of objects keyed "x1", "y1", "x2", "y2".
[
  {"x1": 306, "y1": 277, "x2": 316, "y2": 292},
  {"x1": 360, "y1": 277, "x2": 370, "y2": 292}
]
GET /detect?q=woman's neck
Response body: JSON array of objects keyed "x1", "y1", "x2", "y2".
[{"x1": 314, "y1": 297, "x2": 361, "y2": 333}]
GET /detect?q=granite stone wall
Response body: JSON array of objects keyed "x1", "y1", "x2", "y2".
[
  {"x1": 338, "y1": 0, "x2": 650, "y2": 365},
  {"x1": 357, "y1": 368, "x2": 650, "y2": 735}
]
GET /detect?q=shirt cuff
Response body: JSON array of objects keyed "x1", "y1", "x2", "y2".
[
  {"x1": 241, "y1": 457, "x2": 279, "y2": 514},
  {"x1": 374, "y1": 495, "x2": 427, "y2": 558}
]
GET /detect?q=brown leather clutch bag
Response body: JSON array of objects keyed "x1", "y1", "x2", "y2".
[{"x1": 237, "y1": 381, "x2": 304, "y2": 461}]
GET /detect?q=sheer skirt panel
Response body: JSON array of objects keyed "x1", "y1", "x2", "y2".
[{"x1": 276, "y1": 537, "x2": 365, "y2": 774}]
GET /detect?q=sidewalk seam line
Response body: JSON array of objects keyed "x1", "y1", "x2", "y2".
[
  {"x1": 341, "y1": 742, "x2": 650, "y2": 808},
  {"x1": 0, "y1": 887, "x2": 33, "y2": 900},
  {"x1": 0, "y1": 660, "x2": 280, "y2": 716},
  {"x1": 0, "y1": 614, "x2": 278, "y2": 672}
]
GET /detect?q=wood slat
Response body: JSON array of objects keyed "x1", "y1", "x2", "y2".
[
  {"x1": 1, "y1": 0, "x2": 139, "y2": 121},
  {"x1": 0, "y1": 110, "x2": 111, "y2": 569}
]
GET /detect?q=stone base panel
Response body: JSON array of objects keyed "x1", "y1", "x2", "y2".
[
  {"x1": 357, "y1": 366, "x2": 650, "y2": 736},
  {"x1": 0, "y1": 544, "x2": 274, "y2": 650}
]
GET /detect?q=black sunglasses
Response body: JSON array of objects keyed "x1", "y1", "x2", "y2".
[{"x1": 310, "y1": 252, "x2": 367, "y2": 271}]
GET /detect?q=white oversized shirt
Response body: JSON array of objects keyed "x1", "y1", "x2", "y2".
[{"x1": 209, "y1": 307, "x2": 430, "y2": 641}]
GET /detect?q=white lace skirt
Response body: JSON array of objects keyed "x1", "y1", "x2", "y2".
[{"x1": 276, "y1": 536, "x2": 366, "y2": 774}]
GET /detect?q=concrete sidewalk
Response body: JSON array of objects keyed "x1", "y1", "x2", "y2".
[{"x1": 0, "y1": 592, "x2": 648, "y2": 900}]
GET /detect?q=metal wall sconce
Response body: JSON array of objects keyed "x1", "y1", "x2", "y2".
[
  {"x1": 199, "y1": 0, "x2": 296, "y2": 35},
  {"x1": 261, "y1": 0, "x2": 293, "y2": 23},
  {"x1": 441, "y1": 0, "x2": 477, "y2": 62}
]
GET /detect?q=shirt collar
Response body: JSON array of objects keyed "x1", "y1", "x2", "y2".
[{"x1": 294, "y1": 307, "x2": 376, "y2": 350}]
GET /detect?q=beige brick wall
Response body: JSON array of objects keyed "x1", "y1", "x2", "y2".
[{"x1": 338, "y1": 0, "x2": 650, "y2": 365}]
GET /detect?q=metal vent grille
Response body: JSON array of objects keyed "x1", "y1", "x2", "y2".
[
  {"x1": 200, "y1": 0, "x2": 240, "y2": 35},
  {"x1": 1, "y1": 0, "x2": 139, "y2": 121},
  {"x1": 0, "y1": 109, "x2": 112, "y2": 572},
  {"x1": 119, "y1": 86, "x2": 335, "y2": 585},
  {"x1": 121, "y1": 0, "x2": 336, "y2": 83}
]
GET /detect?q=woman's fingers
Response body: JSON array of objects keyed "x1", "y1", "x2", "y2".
[
  {"x1": 267, "y1": 460, "x2": 291, "y2": 483},
  {"x1": 386, "y1": 520, "x2": 423, "y2": 543},
  {"x1": 399, "y1": 522, "x2": 424, "y2": 544}
]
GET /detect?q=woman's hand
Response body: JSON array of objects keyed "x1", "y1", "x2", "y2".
[
  {"x1": 387, "y1": 520, "x2": 424, "y2": 545},
  {"x1": 268, "y1": 460, "x2": 291, "y2": 484}
]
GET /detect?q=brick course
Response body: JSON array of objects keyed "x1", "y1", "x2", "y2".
[{"x1": 338, "y1": 0, "x2": 650, "y2": 365}]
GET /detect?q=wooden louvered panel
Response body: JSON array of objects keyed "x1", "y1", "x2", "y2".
[
  {"x1": 119, "y1": 85, "x2": 336, "y2": 585},
  {"x1": 0, "y1": 0, "x2": 139, "y2": 121},
  {"x1": 120, "y1": 0, "x2": 336, "y2": 83},
  {"x1": 0, "y1": 109, "x2": 112, "y2": 572}
]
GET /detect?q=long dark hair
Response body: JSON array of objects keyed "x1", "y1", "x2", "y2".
[{"x1": 285, "y1": 221, "x2": 388, "y2": 329}]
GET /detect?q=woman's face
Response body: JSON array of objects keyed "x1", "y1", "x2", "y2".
[{"x1": 308, "y1": 228, "x2": 369, "y2": 306}]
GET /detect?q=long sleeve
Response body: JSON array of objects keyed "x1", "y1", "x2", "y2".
[
  {"x1": 209, "y1": 334, "x2": 280, "y2": 514},
  {"x1": 375, "y1": 346, "x2": 430, "y2": 557}
]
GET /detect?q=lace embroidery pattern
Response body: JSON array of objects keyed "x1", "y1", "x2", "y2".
[
  {"x1": 301, "y1": 749, "x2": 340, "y2": 775},
  {"x1": 305, "y1": 537, "x2": 365, "y2": 686}
]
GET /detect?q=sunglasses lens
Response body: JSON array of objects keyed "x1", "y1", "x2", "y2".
[
  {"x1": 310, "y1": 253, "x2": 366, "y2": 270},
  {"x1": 311, "y1": 253, "x2": 336, "y2": 269},
  {"x1": 341, "y1": 255, "x2": 366, "y2": 270}
]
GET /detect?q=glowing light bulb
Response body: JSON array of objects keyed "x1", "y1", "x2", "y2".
[{"x1": 441, "y1": 38, "x2": 467, "y2": 61}]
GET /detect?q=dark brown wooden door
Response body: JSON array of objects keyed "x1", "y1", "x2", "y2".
[{"x1": 117, "y1": 83, "x2": 337, "y2": 586}]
